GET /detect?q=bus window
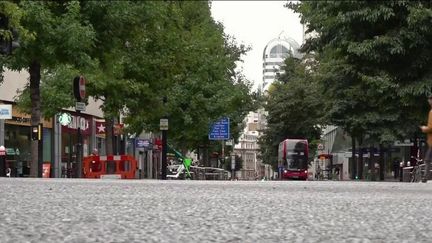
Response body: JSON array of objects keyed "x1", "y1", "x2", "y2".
[
  {"x1": 105, "y1": 160, "x2": 116, "y2": 174},
  {"x1": 287, "y1": 155, "x2": 307, "y2": 170},
  {"x1": 119, "y1": 160, "x2": 131, "y2": 172}
]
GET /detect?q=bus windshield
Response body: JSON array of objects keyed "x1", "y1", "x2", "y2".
[
  {"x1": 286, "y1": 153, "x2": 307, "y2": 170},
  {"x1": 285, "y1": 140, "x2": 308, "y2": 170}
]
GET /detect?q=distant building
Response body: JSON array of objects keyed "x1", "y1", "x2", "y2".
[
  {"x1": 232, "y1": 34, "x2": 302, "y2": 180},
  {"x1": 261, "y1": 31, "x2": 302, "y2": 91},
  {"x1": 233, "y1": 111, "x2": 262, "y2": 180}
]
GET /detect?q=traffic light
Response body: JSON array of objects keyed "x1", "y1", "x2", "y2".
[{"x1": 31, "y1": 124, "x2": 42, "y2": 141}]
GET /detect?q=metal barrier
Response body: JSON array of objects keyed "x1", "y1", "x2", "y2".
[{"x1": 83, "y1": 155, "x2": 137, "y2": 179}]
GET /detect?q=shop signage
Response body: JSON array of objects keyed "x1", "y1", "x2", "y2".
[
  {"x1": 65, "y1": 116, "x2": 89, "y2": 130},
  {"x1": 394, "y1": 140, "x2": 413, "y2": 146},
  {"x1": 0, "y1": 104, "x2": 12, "y2": 119},
  {"x1": 6, "y1": 148, "x2": 15, "y2": 155},
  {"x1": 96, "y1": 121, "x2": 106, "y2": 134},
  {"x1": 61, "y1": 114, "x2": 91, "y2": 135},
  {"x1": 58, "y1": 113, "x2": 72, "y2": 126}
]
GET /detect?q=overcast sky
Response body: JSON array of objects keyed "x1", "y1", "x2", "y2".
[{"x1": 210, "y1": 1, "x2": 304, "y2": 90}]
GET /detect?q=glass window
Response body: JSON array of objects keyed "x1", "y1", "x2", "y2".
[
  {"x1": 269, "y1": 45, "x2": 290, "y2": 58},
  {"x1": 286, "y1": 155, "x2": 307, "y2": 170}
]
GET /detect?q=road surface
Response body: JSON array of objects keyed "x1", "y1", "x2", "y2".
[{"x1": 0, "y1": 178, "x2": 431, "y2": 242}]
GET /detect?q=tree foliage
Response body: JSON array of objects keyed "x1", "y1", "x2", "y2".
[
  {"x1": 259, "y1": 56, "x2": 324, "y2": 169},
  {"x1": 9, "y1": 1, "x2": 254, "y2": 157},
  {"x1": 3, "y1": 1, "x2": 95, "y2": 177},
  {"x1": 288, "y1": 1, "x2": 432, "y2": 144}
]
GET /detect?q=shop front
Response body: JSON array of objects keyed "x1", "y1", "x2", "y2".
[
  {"x1": 60, "y1": 112, "x2": 93, "y2": 178},
  {"x1": 4, "y1": 106, "x2": 52, "y2": 177}
]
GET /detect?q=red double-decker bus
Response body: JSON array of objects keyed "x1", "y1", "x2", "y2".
[{"x1": 278, "y1": 139, "x2": 309, "y2": 180}]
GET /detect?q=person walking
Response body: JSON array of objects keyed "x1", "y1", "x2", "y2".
[
  {"x1": 393, "y1": 158, "x2": 400, "y2": 179},
  {"x1": 420, "y1": 95, "x2": 432, "y2": 183}
]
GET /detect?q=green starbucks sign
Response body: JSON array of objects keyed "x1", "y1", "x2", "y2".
[{"x1": 58, "y1": 113, "x2": 72, "y2": 126}]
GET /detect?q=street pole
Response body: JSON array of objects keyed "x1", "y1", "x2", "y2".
[
  {"x1": 221, "y1": 140, "x2": 224, "y2": 168},
  {"x1": 161, "y1": 96, "x2": 168, "y2": 180},
  {"x1": 37, "y1": 123, "x2": 43, "y2": 177},
  {"x1": 73, "y1": 75, "x2": 86, "y2": 178},
  {"x1": 161, "y1": 129, "x2": 167, "y2": 179},
  {"x1": 76, "y1": 112, "x2": 82, "y2": 178},
  {"x1": 231, "y1": 154, "x2": 236, "y2": 180}
]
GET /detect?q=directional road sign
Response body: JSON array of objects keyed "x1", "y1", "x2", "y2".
[{"x1": 209, "y1": 117, "x2": 230, "y2": 140}]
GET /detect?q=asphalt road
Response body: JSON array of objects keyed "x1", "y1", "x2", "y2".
[{"x1": 1, "y1": 178, "x2": 432, "y2": 243}]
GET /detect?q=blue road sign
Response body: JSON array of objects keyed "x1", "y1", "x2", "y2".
[
  {"x1": 136, "y1": 139, "x2": 152, "y2": 150},
  {"x1": 209, "y1": 117, "x2": 230, "y2": 140}
]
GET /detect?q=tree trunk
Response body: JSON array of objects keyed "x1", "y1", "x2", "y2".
[{"x1": 29, "y1": 60, "x2": 41, "y2": 177}]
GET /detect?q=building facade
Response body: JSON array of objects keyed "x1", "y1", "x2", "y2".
[
  {"x1": 233, "y1": 111, "x2": 272, "y2": 180},
  {"x1": 0, "y1": 70, "x2": 106, "y2": 177},
  {"x1": 0, "y1": 69, "x2": 162, "y2": 179}
]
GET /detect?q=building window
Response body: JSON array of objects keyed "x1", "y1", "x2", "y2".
[{"x1": 270, "y1": 45, "x2": 290, "y2": 58}]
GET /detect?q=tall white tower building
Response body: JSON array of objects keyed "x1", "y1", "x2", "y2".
[{"x1": 261, "y1": 32, "x2": 302, "y2": 91}]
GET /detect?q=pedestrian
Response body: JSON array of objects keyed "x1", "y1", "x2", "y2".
[
  {"x1": 393, "y1": 158, "x2": 400, "y2": 179},
  {"x1": 335, "y1": 167, "x2": 340, "y2": 180},
  {"x1": 420, "y1": 94, "x2": 432, "y2": 183},
  {"x1": 399, "y1": 160, "x2": 404, "y2": 182}
]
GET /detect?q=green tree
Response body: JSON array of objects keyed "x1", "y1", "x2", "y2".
[
  {"x1": 120, "y1": 1, "x2": 254, "y2": 154},
  {"x1": 5, "y1": 1, "x2": 95, "y2": 177},
  {"x1": 13, "y1": 1, "x2": 254, "y2": 164},
  {"x1": 259, "y1": 56, "x2": 323, "y2": 170},
  {"x1": 288, "y1": 1, "x2": 432, "y2": 179}
]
